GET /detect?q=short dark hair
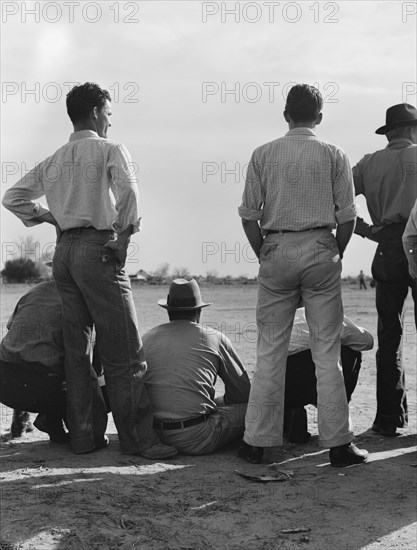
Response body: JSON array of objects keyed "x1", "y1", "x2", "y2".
[
  {"x1": 66, "y1": 82, "x2": 111, "y2": 124},
  {"x1": 168, "y1": 309, "x2": 201, "y2": 321},
  {"x1": 284, "y1": 84, "x2": 323, "y2": 123}
]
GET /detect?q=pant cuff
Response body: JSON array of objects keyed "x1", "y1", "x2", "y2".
[
  {"x1": 243, "y1": 435, "x2": 283, "y2": 447},
  {"x1": 319, "y1": 433, "x2": 353, "y2": 449}
]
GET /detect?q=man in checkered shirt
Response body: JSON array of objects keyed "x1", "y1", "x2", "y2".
[{"x1": 238, "y1": 84, "x2": 368, "y2": 467}]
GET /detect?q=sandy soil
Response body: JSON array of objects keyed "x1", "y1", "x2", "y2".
[{"x1": 0, "y1": 284, "x2": 416, "y2": 550}]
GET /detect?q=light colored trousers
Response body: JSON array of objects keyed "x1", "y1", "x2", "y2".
[
  {"x1": 156, "y1": 403, "x2": 247, "y2": 455},
  {"x1": 244, "y1": 229, "x2": 354, "y2": 449}
]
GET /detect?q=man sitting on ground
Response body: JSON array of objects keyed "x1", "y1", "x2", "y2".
[{"x1": 143, "y1": 278, "x2": 251, "y2": 455}]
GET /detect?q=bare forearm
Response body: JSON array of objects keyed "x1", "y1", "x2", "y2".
[
  {"x1": 242, "y1": 219, "x2": 263, "y2": 259},
  {"x1": 336, "y1": 220, "x2": 355, "y2": 259}
]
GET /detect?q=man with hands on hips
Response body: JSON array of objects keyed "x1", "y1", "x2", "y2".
[{"x1": 2, "y1": 82, "x2": 176, "y2": 459}]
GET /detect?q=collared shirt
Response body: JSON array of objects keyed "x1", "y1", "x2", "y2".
[
  {"x1": 142, "y1": 320, "x2": 251, "y2": 421},
  {"x1": 288, "y1": 308, "x2": 374, "y2": 355},
  {"x1": 238, "y1": 128, "x2": 357, "y2": 231},
  {"x1": 2, "y1": 130, "x2": 141, "y2": 234},
  {"x1": 353, "y1": 138, "x2": 417, "y2": 226},
  {"x1": 0, "y1": 281, "x2": 64, "y2": 375},
  {"x1": 403, "y1": 198, "x2": 417, "y2": 278}
]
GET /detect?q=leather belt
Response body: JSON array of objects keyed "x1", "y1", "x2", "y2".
[
  {"x1": 153, "y1": 414, "x2": 209, "y2": 431},
  {"x1": 267, "y1": 226, "x2": 329, "y2": 235}
]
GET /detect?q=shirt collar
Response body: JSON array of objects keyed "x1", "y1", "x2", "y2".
[
  {"x1": 387, "y1": 137, "x2": 414, "y2": 149},
  {"x1": 69, "y1": 130, "x2": 100, "y2": 142},
  {"x1": 285, "y1": 128, "x2": 317, "y2": 137}
]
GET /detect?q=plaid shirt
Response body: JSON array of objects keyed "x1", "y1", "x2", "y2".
[
  {"x1": 2, "y1": 130, "x2": 141, "y2": 235},
  {"x1": 238, "y1": 128, "x2": 356, "y2": 231}
]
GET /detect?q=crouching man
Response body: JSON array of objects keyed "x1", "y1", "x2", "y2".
[
  {"x1": 0, "y1": 281, "x2": 75, "y2": 443},
  {"x1": 283, "y1": 308, "x2": 374, "y2": 443},
  {"x1": 143, "y1": 279, "x2": 251, "y2": 455},
  {"x1": 0, "y1": 281, "x2": 111, "y2": 444}
]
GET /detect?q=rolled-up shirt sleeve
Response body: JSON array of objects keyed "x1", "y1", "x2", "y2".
[
  {"x1": 333, "y1": 149, "x2": 357, "y2": 224},
  {"x1": 2, "y1": 157, "x2": 51, "y2": 226},
  {"x1": 238, "y1": 150, "x2": 264, "y2": 221},
  {"x1": 341, "y1": 315, "x2": 374, "y2": 351},
  {"x1": 218, "y1": 335, "x2": 250, "y2": 404},
  {"x1": 108, "y1": 144, "x2": 141, "y2": 234}
]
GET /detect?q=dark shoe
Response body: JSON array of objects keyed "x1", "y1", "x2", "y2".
[
  {"x1": 140, "y1": 442, "x2": 178, "y2": 459},
  {"x1": 11, "y1": 410, "x2": 33, "y2": 438},
  {"x1": 34, "y1": 415, "x2": 70, "y2": 444},
  {"x1": 238, "y1": 441, "x2": 264, "y2": 464},
  {"x1": 372, "y1": 422, "x2": 399, "y2": 437},
  {"x1": 329, "y1": 443, "x2": 369, "y2": 467},
  {"x1": 94, "y1": 434, "x2": 110, "y2": 450},
  {"x1": 287, "y1": 407, "x2": 311, "y2": 444},
  {"x1": 78, "y1": 435, "x2": 110, "y2": 454}
]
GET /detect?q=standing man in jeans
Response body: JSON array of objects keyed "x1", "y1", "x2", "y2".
[
  {"x1": 2, "y1": 82, "x2": 176, "y2": 459},
  {"x1": 353, "y1": 104, "x2": 417, "y2": 437},
  {"x1": 238, "y1": 84, "x2": 368, "y2": 467}
]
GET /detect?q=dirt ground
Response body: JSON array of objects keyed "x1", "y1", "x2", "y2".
[{"x1": 0, "y1": 284, "x2": 416, "y2": 550}]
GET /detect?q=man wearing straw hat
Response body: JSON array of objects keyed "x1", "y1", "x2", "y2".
[
  {"x1": 143, "y1": 279, "x2": 251, "y2": 455},
  {"x1": 353, "y1": 103, "x2": 417, "y2": 437}
]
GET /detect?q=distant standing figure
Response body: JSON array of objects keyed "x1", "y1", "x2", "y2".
[
  {"x1": 353, "y1": 103, "x2": 417, "y2": 437},
  {"x1": 359, "y1": 270, "x2": 367, "y2": 290}
]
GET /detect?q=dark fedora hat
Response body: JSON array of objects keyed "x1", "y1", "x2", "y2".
[
  {"x1": 375, "y1": 103, "x2": 417, "y2": 134},
  {"x1": 158, "y1": 278, "x2": 212, "y2": 310}
]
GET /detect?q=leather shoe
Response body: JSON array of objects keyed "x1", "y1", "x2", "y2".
[
  {"x1": 372, "y1": 422, "x2": 398, "y2": 437},
  {"x1": 78, "y1": 435, "x2": 110, "y2": 454},
  {"x1": 140, "y1": 443, "x2": 178, "y2": 459},
  {"x1": 34, "y1": 415, "x2": 70, "y2": 444},
  {"x1": 329, "y1": 443, "x2": 369, "y2": 467},
  {"x1": 238, "y1": 441, "x2": 264, "y2": 464}
]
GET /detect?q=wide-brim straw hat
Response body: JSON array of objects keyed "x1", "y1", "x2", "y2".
[
  {"x1": 375, "y1": 103, "x2": 417, "y2": 134},
  {"x1": 158, "y1": 278, "x2": 212, "y2": 310}
]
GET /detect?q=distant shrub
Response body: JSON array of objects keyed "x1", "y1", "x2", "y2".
[{"x1": 1, "y1": 259, "x2": 41, "y2": 283}]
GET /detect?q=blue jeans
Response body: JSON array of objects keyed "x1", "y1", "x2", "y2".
[
  {"x1": 371, "y1": 240, "x2": 417, "y2": 428},
  {"x1": 244, "y1": 229, "x2": 353, "y2": 449},
  {"x1": 53, "y1": 228, "x2": 159, "y2": 453}
]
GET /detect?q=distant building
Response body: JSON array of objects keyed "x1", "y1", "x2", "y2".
[{"x1": 129, "y1": 269, "x2": 150, "y2": 282}]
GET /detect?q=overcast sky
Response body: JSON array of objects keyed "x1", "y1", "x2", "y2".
[{"x1": 1, "y1": 0, "x2": 416, "y2": 277}]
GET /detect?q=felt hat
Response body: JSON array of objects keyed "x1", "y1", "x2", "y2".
[
  {"x1": 375, "y1": 103, "x2": 417, "y2": 134},
  {"x1": 158, "y1": 278, "x2": 212, "y2": 310}
]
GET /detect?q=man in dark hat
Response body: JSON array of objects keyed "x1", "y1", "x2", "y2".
[
  {"x1": 353, "y1": 103, "x2": 417, "y2": 437},
  {"x1": 142, "y1": 279, "x2": 251, "y2": 455}
]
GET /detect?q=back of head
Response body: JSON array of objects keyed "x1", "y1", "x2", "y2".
[
  {"x1": 168, "y1": 309, "x2": 201, "y2": 322},
  {"x1": 385, "y1": 125, "x2": 416, "y2": 142},
  {"x1": 66, "y1": 82, "x2": 111, "y2": 124},
  {"x1": 284, "y1": 84, "x2": 323, "y2": 123}
]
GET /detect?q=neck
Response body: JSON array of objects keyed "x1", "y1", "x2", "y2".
[
  {"x1": 288, "y1": 121, "x2": 316, "y2": 130},
  {"x1": 73, "y1": 121, "x2": 96, "y2": 133}
]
